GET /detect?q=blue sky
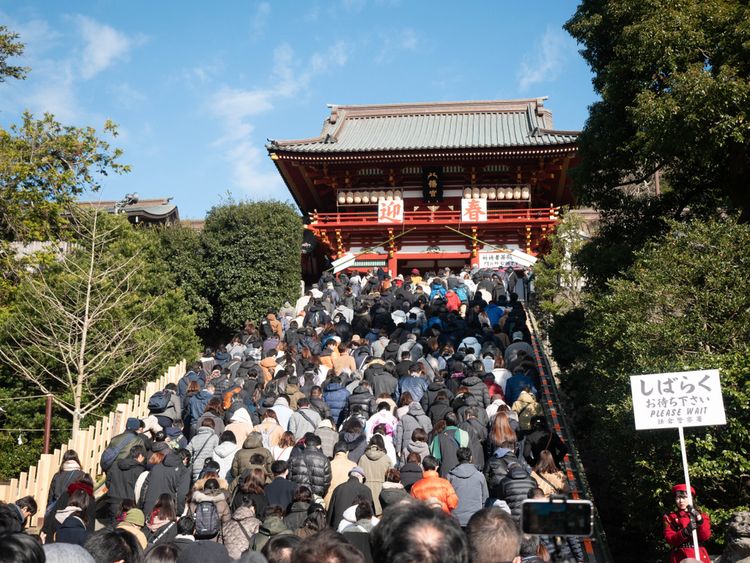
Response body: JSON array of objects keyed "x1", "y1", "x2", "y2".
[{"x1": 0, "y1": 1, "x2": 596, "y2": 219}]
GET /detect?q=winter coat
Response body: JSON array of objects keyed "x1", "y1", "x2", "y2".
[
  {"x1": 185, "y1": 390, "x2": 213, "y2": 427},
  {"x1": 107, "y1": 457, "x2": 146, "y2": 502},
  {"x1": 663, "y1": 509, "x2": 711, "y2": 563},
  {"x1": 347, "y1": 385, "x2": 377, "y2": 419},
  {"x1": 394, "y1": 402, "x2": 433, "y2": 460},
  {"x1": 288, "y1": 445, "x2": 332, "y2": 497},
  {"x1": 340, "y1": 431, "x2": 367, "y2": 463},
  {"x1": 141, "y1": 452, "x2": 191, "y2": 516},
  {"x1": 427, "y1": 398, "x2": 453, "y2": 427},
  {"x1": 396, "y1": 375, "x2": 429, "y2": 404},
  {"x1": 310, "y1": 396, "x2": 331, "y2": 420},
  {"x1": 461, "y1": 375, "x2": 491, "y2": 408},
  {"x1": 188, "y1": 427, "x2": 220, "y2": 480},
  {"x1": 283, "y1": 501, "x2": 310, "y2": 531},
  {"x1": 315, "y1": 425, "x2": 339, "y2": 459},
  {"x1": 448, "y1": 463, "x2": 489, "y2": 526},
  {"x1": 421, "y1": 381, "x2": 454, "y2": 412},
  {"x1": 323, "y1": 382, "x2": 350, "y2": 425},
  {"x1": 54, "y1": 513, "x2": 89, "y2": 546},
  {"x1": 399, "y1": 462, "x2": 423, "y2": 491},
  {"x1": 379, "y1": 482, "x2": 410, "y2": 510},
  {"x1": 264, "y1": 476, "x2": 297, "y2": 512},
  {"x1": 406, "y1": 440, "x2": 430, "y2": 462},
  {"x1": 523, "y1": 428, "x2": 568, "y2": 467},
  {"x1": 358, "y1": 446, "x2": 392, "y2": 515},
  {"x1": 288, "y1": 408, "x2": 322, "y2": 441},
  {"x1": 499, "y1": 465, "x2": 537, "y2": 521},
  {"x1": 174, "y1": 537, "x2": 231, "y2": 563},
  {"x1": 485, "y1": 447, "x2": 523, "y2": 498},
  {"x1": 224, "y1": 408, "x2": 254, "y2": 447},
  {"x1": 410, "y1": 470, "x2": 459, "y2": 513},
  {"x1": 459, "y1": 417, "x2": 488, "y2": 470},
  {"x1": 252, "y1": 515, "x2": 293, "y2": 552},
  {"x1": 221, "y1": 505, "x2": 261, "y2": 560},
  {"x1": 504, "y1": 373, "x2": 537, "y2": 406},
  {"x1": 327, "y1": 476, "x2": 374, "y2": 530},
  {"x1": 531, "y1": 470, "x2": 567, "y2": 497},
  {"x1": 144, "y1": 521, "x2": 178, "y2": 549},
  {"x1": 325, "y1": 452, "x2": 357, "y2": 507},
  {"x1": 231, "y1": 433, "x2": 274, "y2": 481},
  {"x1": 48, "y1": 463, "x2": 86, "y2": 505},
  {"x1": 255, "y1": 418, "x2": 284, "y2": 449},
  {"x1": 211, "y1": 441, "x2": 240, "y2": 481},
  {"x1": 430, "y1": 426, "x2": 469, "y2": 478},
  {"x1": 189, "y1": 489, "x2": 231, "y2": 528},
  {"x1": 512, "y1": 390, "x2": 543, "y2": 432}
]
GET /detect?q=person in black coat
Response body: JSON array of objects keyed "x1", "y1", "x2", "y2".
[
  {"x1": 50, "y1": 489, "x2": 92, "y2": 546},
  {"x1": 106, "y1": 444, "x2": 146, "y2": 521},
  {"x1": 498, "y1": 463, "x2": 537, "y2": 522},
  {"x1": 140, "y1": 451, "x2": 191, "y2": 516},
  {"x1": 288, "y1": 434, "x2": 332, "y2": 498},
  {"x1": 523, "y1": 416, "x2": 568, "y2": 467},
  {"x1": 326, "y1": 467, "x2": 374, "y2": 530},
  {"x1": 172, "y1": 515, "x2": 231, "y2": 563},
  {"x1": 398, "y1": 452, "x2": 424, "y2": 492},
  {"x1": 264, "y1": 460, "x2": 298, "y2": 512}
]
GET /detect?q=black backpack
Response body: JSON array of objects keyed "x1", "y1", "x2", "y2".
[
  {"x1": 194, "y1": 500, "x2": 221, "y2": 538},
  {"x1": 148, "y1": 390, "x2": 171, "y2": 413},
  {"x1": 382, "y1": 340, "x2": 400, "y2": 362}
]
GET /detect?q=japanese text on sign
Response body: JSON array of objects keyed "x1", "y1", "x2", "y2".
[
  {"x1": 461, "y1": 198, "x2": 487, "y2": 222},
  {"x1": 378, "y1": 199, "x2": 404, "y2": 224},
  {"x1": 630, "y1": 369, "x2": 726, "y2": 430}
]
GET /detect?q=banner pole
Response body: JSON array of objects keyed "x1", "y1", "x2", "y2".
[{"x1": 678, "y1": 425, "x2": 700, "y2": 559}]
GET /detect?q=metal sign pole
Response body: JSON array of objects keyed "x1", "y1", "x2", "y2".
[{"x1": 677, "y1": 425, "x2": 700, "y2": 560}]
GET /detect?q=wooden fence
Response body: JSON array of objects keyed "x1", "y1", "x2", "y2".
[{"x1": 0, "y1": 359, "x2": 186, "y2": 528}]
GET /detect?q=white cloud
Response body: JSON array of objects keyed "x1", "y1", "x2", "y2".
[
  {"x1": 109, "y1": 82, "x2": 146, "y2": 108},
  {"x1": 251, "y1": 2, "x2": 271, "y2": 39},
  {"x1": 209, "y1": 41, "x2": 349, "y2": 197},
  {"x1": 517, "y1": 26, "x2": 570, "y2": 92},
  {"x1": 75, "y1": 16, "x2": 144, "y2": 79},
  {"x1": 374, "y1": 28, "x2": 419, "y2": 64}
]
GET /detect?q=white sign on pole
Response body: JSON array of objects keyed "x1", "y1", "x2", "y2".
[
  {"x1": 630, "y1": 369, "x2": 726, "y2": 431},
  {"x1": 461, "y1": 198, "x2": 487, "y2": 222},
  {"x1": 331, "y1": 253, "x2": 356, "y2": 274},
  {"x1": 378, "y1": 199, "x2": 404, "y2": 224}
]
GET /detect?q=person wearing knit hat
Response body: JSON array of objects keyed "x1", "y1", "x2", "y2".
[
  {"x1": 116, "y1": 508, "x2": 148, "y2": 549},
  {"x1": 663, "y1": 484, "x2": 711, "y2": 563}
]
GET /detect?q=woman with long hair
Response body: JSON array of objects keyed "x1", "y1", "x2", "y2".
[
  {"x1": 231, "y1": 467, "x2": 268, "y2": 516},
  {"x1": 197, "y1": 397, "x2": 225, "y2": 437},
  {"x1": 271, "y1": 431, "x2": 295, "y2": 462},
  {"x1": 486, "y1": 410, "x2": 518, "y2": 455},
  {"x1": 50, "y1": 488, "x2": 91, "y2": 546},
  {"x1": 395, "y1": 391, "x2": 413, "y2": 419},
  {"x1": 145, "y1": 493, "x2": 178, "y2": 548},
  {"x1": 531, "y1": 450, "x2": 568, "y2": 497},
  {"x1": 47, "y1": 450, "x2": 86, "y2": 511},
  {"x1": 294, "y1": 504, "x2": 327, "y2": 539}
]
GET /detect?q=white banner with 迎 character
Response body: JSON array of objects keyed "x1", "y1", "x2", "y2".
[{"x1": 378, "y1": 199, "x2": 404, "y2": 224}]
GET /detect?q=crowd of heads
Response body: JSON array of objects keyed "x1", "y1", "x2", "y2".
[{"x1": 0, "y1": 264, "x2": 586, "y2": 562}]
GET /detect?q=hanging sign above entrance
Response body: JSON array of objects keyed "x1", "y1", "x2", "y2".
[
  {"x1": 378, "y1": 199, "x2": 404, "y2": 223},
  {"x1": 478, "y1": 249, "x2": 538, "y2": 269},
  {"x1": 461, "y1": 198, "x2": 487, "y2": 222}
]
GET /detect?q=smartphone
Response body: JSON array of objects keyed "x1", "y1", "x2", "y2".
[{"x1": 521, "y1": 499, "x2": 593, "y2": 537}]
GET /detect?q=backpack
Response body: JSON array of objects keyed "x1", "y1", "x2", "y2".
[
  {"x1": 100, "y1": 433, "x2": 138, "y2": 472},
  {"x1": 513, "y1": 395, "x2": 543, "y2": 432},
  {"x1": 382, "y1": 340, "x2": 400, "y2": 362},
  {"x1": 194, "y1": 500, "x2": 221, "y2": 538},
  {"x1": 260, "y1": 318, "x2": 275, "y2": 339},
  {"x1": 147, "y1": 390, "x2": 171, "y2": 413}
]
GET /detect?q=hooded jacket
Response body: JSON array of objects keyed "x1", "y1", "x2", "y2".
[
  {"x1": 399, "y1": 462, "x2": 423, "y2": 492},
  {"x1": 282, "y1": 501, "x2": 311, "y2": 531},
  {"x1": 53, "y1": 510, "x2": 88, "y2": 546},
  {"x1": 499, "y1": 465, "x2": 538, "y2": 521},
  {"x1": 107, "y1": 457, "x2": 146, "y2": 501},
  {"x1": 211, "y1": 441, "x2": 240, "y2": 481},
  {"x1": 485, "y1": 447, "x2": 521, "y2": 496},
  {"x1": 141, "y1": 452, "x2": 191, "y2": 516},
  {"x1": 461, "y1": 375, "x2": 492, "y2": 408},
  {"x1": 224, "y1": 408, "x2": 254, "y2": 446},
  {"x1": 323, "y1": 382, "x2": 350, "y2": 425},
  {"x1": 188, "y1": 489, "x2": 231, "y2": 527},
  {"x1": 448, "y1": 462, "x2": 489, "y2": 526},
  {"x1": 231, "y1": 433, "x2": 273, "y2": 480},
  {"x1": 219, "y1": 505, "x2": 261, "y2": 560},
  {"x1": 394, "y1": 402, "x2": 433, "y2": 460},
  {"x1": 379, "y1": 481, "x2": 410, "y2": 511},
  {"x1": 359, "y1": 445, "x2": 392, "y2": 515},
  {"x1": 252, "y1": 515, "x2": 293, "y2": 552},
  {"x1": 340, "y1": 431, "x2": 367, "y2": 463},
  {"x1": 347, "y1": 384, "x2": 377, "y2": 419},
  {"x1": 288, "y1": 445, "x2": 332, "y2": 497},
  {"x1": 365, "y1": 363, "x2": 398, "y2": 399}
]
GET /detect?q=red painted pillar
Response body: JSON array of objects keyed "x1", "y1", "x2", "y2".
[{"x1": 387, "y1": 255, "x2": 398, "y2": 277}]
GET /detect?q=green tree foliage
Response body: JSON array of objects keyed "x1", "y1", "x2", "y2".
[
  {"x1": 566, "y1": 0, "x2": 750, "y2": 219},
  {"x1": 201, "y1": 201, "x2": 302, "y2": 337},
  {"x1": 156, "y1": 225, "x2": 213, "y2": 336},
  {"x1": 0, "y1": 210, "x2": 199, "y2": 435},
  {"x1": 0, "y1": 25, "x2": 28, "y2": 82},
  {"x1": 561, "y1": 218, "x2": 750, "y2": 561}
]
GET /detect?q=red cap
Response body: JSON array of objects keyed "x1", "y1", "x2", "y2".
[{"x1": 672, "y1": 483, "x2": 696, "y2": 496}]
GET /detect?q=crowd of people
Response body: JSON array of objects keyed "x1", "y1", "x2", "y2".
[{"x1": 0, "y1": 265, "x2": 590, "y2": 563}]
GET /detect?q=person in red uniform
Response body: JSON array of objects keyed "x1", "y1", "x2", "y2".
[{"x1": 663, "y1": 483, "x2": 711, "y2": 563}]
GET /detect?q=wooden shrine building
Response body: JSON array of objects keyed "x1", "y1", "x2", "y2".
[{"x1": 268, "y1": 98, "x2": 578, "y2": 277}]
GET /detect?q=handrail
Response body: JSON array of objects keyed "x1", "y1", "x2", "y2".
[
  {"x1": 0, "y1": 359, "x2": 187, "y2": 528},
  {"x1": 312, "y1": 206, "x2": 558, "y2": 224}
]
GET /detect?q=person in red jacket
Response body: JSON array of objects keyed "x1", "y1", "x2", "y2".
[{"x1": 663, "y1": 483, "x2": 711, "y2": 563}]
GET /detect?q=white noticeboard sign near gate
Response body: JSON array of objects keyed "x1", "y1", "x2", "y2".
[{"x1": 630, "y1": 369, "x2": 726, "y2": 430}]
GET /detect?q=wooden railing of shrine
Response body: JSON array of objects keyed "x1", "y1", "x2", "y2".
[
  {"x1": 0, "y1": 359, "x2": 187, "y2": 529},
  {"x1": 309, "y1": 206, "x2": 560, "y2": 228}
]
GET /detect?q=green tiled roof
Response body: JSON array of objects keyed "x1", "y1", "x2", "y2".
[{"x1": 269, "y1": 99, "x2": 578, "y2": 153}]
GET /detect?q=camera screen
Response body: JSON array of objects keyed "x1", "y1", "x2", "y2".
[{"x1": 521, "y1": 500, "x2": 593, "y2": 537}]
